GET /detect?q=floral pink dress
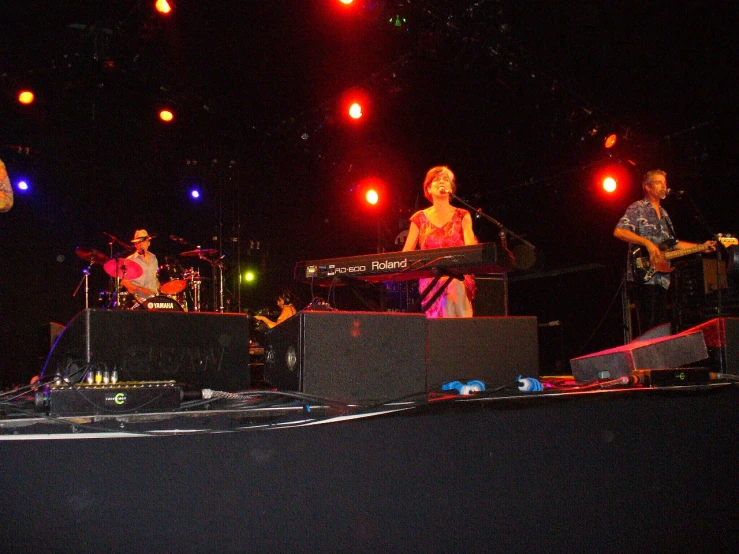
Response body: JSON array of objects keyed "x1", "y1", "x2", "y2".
[{"x1": 410, "y1": 208, "x2": 476, "y2": 317}]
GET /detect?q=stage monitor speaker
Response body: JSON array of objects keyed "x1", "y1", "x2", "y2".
[
  {"x1": 43, "y1": 309, "x2": 251, "y2": 391},
  {"x1": 426, "y1": 316, "x2": 539, "y2": 390},
  {"x1": 264, "y1": 311, "x2": 427, "y2": 404},
  {"x1": 682, "y1": 317, "x2": 739, "y2": 375},
  {"x1": 570, "y1": 329, "x2": 708, "y2": 382}
]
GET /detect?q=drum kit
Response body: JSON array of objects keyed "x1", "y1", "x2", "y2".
[{"x1": 73, "y1": 233, "x2": 218, "y2": 312}]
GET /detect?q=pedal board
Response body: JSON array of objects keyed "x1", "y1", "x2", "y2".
[{"x1": 36, "y1": 381, "x2": 182, "y2": 416}]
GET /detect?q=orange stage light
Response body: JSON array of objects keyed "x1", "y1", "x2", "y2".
[
  {"x1": 159, "y1": 109, "x2": 174, "y2": 122},
  {"x1": 18, "y1": 90, "x2": 35, "y2": 105},
  {"x1": 155, "y1": 0, "x2": 173, "y2": 15}
]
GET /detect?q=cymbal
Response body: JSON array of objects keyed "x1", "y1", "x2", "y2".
[
  {"x1": 75, "y1": 247, "x2": 109, "y2": 265},
  {"x1": 103, "y1": 258, "x2": 143, "y2": 280},
  {"x1": 179, "y1": 248, "x2": 218, "y2": 257}
]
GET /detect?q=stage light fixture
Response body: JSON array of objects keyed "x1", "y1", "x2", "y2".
[
  {"x1": 17, "y1": 180, "x2": 30, "y2": 192},
  {"x1": 349, "y1": 102, "x2": 363, "y2": 120},
  {"x1": 159, "y1": 109, "x2": 174, "y2": 122},
  {"x1": 604, "y1": 133, "x2": 618, "y2": 149},
  {"x1": 155, "y1": 0, "x2": 173, "y2": 15},
  {"x1": 602, "y1": 177, "x2": 617, "y2": 193},
  {"x1": 340, "y1": 87, "x2": 371, "y2": 125},
  {"x1": 389, "y1": 15, "x2": 407, "y2": 28},
  {"x1": 366, "y1": 189, "x2": 379, "y2": 205},
  {"x1": 17, "y1": 90, "x2": 35, "y2": 105},
  {"x1": 242, "y1": 270, "x2": 256, "y2": 284}
]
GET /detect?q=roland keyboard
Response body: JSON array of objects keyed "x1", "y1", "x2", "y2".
[{"x1": 295, "y1": 242, "x2": 515, "y2": 284}]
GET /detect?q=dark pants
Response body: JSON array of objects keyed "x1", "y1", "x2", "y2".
[{"x1": 629, "y1": 282, "x2": 672, "y2": 337}]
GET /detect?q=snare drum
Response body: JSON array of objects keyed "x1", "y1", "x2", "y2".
[
  {"x1": 133, "y1": 295, "x2": 184, "y2": 311},
  {"x1": 158, "y1": 263, "x2": 187, "y2": 294}
]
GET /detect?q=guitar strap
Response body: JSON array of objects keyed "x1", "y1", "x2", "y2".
[{"x1": 661, "y1": 209, "x2": 678, "y2": 248}]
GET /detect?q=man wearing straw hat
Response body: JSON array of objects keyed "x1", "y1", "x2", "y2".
[{"x1": 121, "y1": 229, "x2": 160, "y2": 303}]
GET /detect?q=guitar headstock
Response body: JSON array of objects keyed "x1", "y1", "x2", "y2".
[{"x1": 717, "y1": 234, "x2": 738, "y2": 248}]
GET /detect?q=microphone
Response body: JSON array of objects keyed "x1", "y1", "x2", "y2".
[{"x1": 438, "y1": 186, "x2": 448, "y2": 194}]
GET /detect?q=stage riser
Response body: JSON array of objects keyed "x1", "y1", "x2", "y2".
[{"x1": 44, "y1": 310, "x2": 251, "y2": 391}]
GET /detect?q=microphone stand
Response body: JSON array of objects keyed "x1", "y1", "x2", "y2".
[{"x1": 448, "y1": 191, "x2": 537, "y2": 316}]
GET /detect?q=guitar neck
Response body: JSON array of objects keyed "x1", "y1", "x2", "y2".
[{"x1": 663, "y1": 244, "x2": 707, "y2": 261}]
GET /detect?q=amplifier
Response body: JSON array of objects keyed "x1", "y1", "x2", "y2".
[
  {"x1": 631, "y1": 369, "x2": 712, "y2": 387},
  {"x1": 35, "y1": 381, "x2": 182, "y2": 416}
]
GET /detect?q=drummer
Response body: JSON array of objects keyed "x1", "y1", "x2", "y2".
[{"x1": 121, "y1": 229, "x2": 159, "y2": 303}]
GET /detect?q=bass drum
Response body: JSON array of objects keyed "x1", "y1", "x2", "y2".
[
  {"x1": 132, "y1": 295, "x2": 184, "y2": 311},
  {"x1": 158, "y1": 263, "x2": 187, "y2": 294}
]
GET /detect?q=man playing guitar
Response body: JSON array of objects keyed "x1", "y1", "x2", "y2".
[{"x1": 614, "y1": 169, "x2": 717, "y2": 335}]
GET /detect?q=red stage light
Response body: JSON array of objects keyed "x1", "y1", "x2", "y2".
[
  {"x1": 340, "y1": 88, "x2": 371, "y2": 125},
  {"x1": 602, "y1": 176, "x2": 617, "y2": 193},
  {"x1": 604, "y1": 133, "x2": 618, "y2": 149},
  {"x1": 349, "y1": 102, "x2": 363, "y2": 120},
  {"x1": 365, "y1": 189, "x2": 379, "y2": 205}
]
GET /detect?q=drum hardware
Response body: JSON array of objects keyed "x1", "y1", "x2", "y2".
[
  {"x1": 98, "y1": 290, "x2": 135, "y2": 309},
  {"x1": 75, "y1": 247, "x2": 109, "y2": 265},
  {"x1": 181, "y1": 267, "x2": 212, "y2": 312},
  {"x1": 103, "y1": 231, "x2": 136, "y2": 254},
  {"x1": 158, "y1": 263, "x2": 187, "y2": 295},
  {"x1": 103, "y1": 257, "x2": 143, "y2": 280},
  {"x1": 178, "y1": 248, "x2": 224, "y2": 312},
  {"x1": 102, "y1": 256, "x2": 143, "y2": 310},
  {"x1": 74, "y1": 247, "x2": 110, "y2": 310},
  {"x1": 179, "y1": 248, "x2": 218, "y2": 257}
]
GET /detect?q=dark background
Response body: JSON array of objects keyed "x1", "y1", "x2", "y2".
[{"x1": 1, "y1": 1, "x2": 737, "y2": 386}]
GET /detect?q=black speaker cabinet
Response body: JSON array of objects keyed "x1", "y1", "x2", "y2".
[
  {"x1": 426, "y1": 316, "x2": 539, "y2": 389},
  {"x1": 473, "y1": 275, "x2": 508, "y2": 316},
  {"x1": 264, "y1": 311, "x2": 427, "y2": 404},
  {"x1": 43, "y1": 309, "x2": 251, "y2": 391}
]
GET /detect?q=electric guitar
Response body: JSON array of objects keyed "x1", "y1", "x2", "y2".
[{"x1": 632, "y1": 235, "x2": 737, "y2": 282}]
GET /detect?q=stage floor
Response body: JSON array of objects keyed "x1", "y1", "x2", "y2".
[{"x1": 1, "y1": 381, "x2": 737, "y2": 553}]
